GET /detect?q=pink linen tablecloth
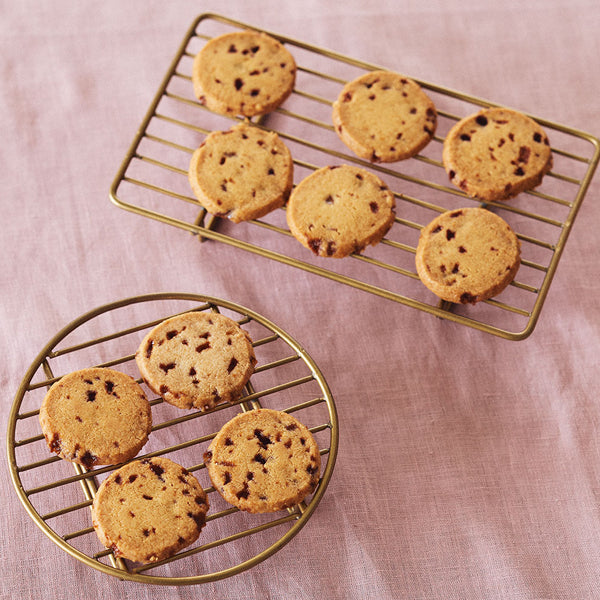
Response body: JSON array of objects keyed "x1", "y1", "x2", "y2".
[{"x1": 2, "y1": 1, "x2": 600, "y2": 598}]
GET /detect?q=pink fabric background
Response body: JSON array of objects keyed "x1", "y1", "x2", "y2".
[{"x1": 2, "y1": 1, "x2": 600, "y2": 598}]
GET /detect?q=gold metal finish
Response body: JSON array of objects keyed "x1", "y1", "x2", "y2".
[
  {"x1": 7, "y1": 293, "x2": 338, "y2": 585},
  {"x1": 109, "y1": 13, "x2": 599, "y2": 340}
]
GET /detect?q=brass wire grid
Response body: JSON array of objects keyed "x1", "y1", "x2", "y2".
[
  {"x1": 7, "y1": 293, "x2": 339, "y2": 585},
  {"x1": 109, "y1": 14, "x2": 599, "y2": 340}
]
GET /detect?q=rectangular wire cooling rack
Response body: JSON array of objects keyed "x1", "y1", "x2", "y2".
[{"x1": 109, "y1": 13, "x2": 600, "y2": 340}]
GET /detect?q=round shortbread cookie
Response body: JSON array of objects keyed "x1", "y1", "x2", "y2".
[
  {"x1": 332, "y1": 70, "x2": 437, "y2": 162},
  {"x1": 204, "y1": 409, "x2": 321, "y2": 514},
  {"x1": 39, "y1": 368, "x2": 152, "y2": 468},
  {"x1": 443, "y1": 107, "x2": 553, "y2": 201},
  {"x1": 91, "y1": 457, "x2": 209, "y2": 564},
  {"x1": 192, "y1": 30, "x2": 296, "y2": 117},
  {"x1": 415, "y1": 207, "x2": 521, "y2": 304},
  {"x1": 286, "y1": 164, "x2": 396, "y2": 258},
  {"x1": 135, "y1": 311, "x2": 256, "y2": 411},
  {"x1": 188, "y1": 122, "x2": 294, "y2": 223}
]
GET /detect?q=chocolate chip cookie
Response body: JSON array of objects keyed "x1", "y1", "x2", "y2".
[
  {"x1": 286, "y1": 164, "x2": 396, "y2": 258},
  {"x1": 135, "y1": 311, "x2": 256, "y2": 411},
  {"x1": 443, "y1": 107, "x2": 553, "y2": 201},
  {"x1": 204, "y1": 408, "x2": 321, "y2": 513},
  {"x1": 188, "y1": 122, "x2": 294, "y2": 222},
  {"x1": 332, "y1": 70, "x2": 437, "y2": 162},
  {"x1": 39, "y1": 367, "x2": 152, "y2": 468},
  {"x1": 415, "y1": 207, "x2": 521, "y2": 304},
  {"x1": 91, "y1": 457, "x2": 209, "y2": 563},
  {"x1": 192, "y1": 30, "x2": 296, "y2": 117}
]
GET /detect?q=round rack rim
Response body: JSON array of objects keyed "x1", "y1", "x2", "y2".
[{"x1": 7, "y1": 292, "x2": 339, "y2": 585}]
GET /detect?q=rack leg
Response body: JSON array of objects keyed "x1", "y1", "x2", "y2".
[{"x1": 193, "y1": 209, "x2": 219, "y2": 243}]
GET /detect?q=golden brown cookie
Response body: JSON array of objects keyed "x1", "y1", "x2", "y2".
[
  {"x1": 286, "y1": 164, "x2": 396, "y2": 258},
  {"x1": 135, "y1": 311, "x2": 256, "y2": 411},
  {"x1": 415, "y1": 207, "x2": 521, "y2": 304},
  {"x1": 204, "y1": 409, "x2": 321, "y2": 514},
  {"x1": 39, "y1": 368, "x2": 152, "y2": 468},
  {"x1": 332, "y1": 70, "x2": 437, "y2": 162},
  {"x1": 188, "y1": 122, "x2": 294, "y2": 223},
  {"x1": 91, "y1": 457, "x2": 209, "y2": 563},
  {"x1": 191, "y1": 30, "x2": 296, "y2": 117},
  {"x1": 442, "y1": 107, "x2": 553, "y2": 201}
]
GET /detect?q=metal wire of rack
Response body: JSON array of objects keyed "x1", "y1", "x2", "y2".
[
  {"x1": 7, "y1": 293, "x2": 338, "y2": 585},
  {"x1": 109, "y1": 13, "x2": 599, "y2": 340}
]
